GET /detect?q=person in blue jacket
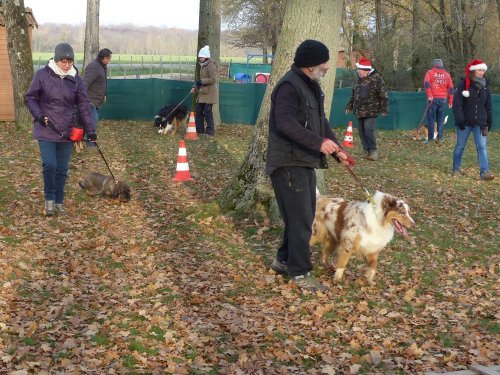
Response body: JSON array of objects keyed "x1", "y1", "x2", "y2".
[
  {"x1": 452, "y1": 59, "x2": 494, "y2": 181},
  {"x1": 26, "y1": 43, "x2": 96, "y2": 216}
]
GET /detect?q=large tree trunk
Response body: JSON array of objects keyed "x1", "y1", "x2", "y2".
[
  {"x1": 195, "y1": 0, "x2": 221, "y2": 124},
  {"x1": 219, "y1": 0, "x2": 343, "y2": 223},
  {"x1": 4, "y1": 0, "x2": 34, "y2": 130},
  {"x1": 83, "y1": 0, "x2": 100, "y2": 71}
]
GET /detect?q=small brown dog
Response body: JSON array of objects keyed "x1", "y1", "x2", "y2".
[
  {"x1": 412, "y1": 123, "x2": 437, "y2": 141},
  {"x1": 79, "y1": 173, "x2": 131, "y2": 202}
]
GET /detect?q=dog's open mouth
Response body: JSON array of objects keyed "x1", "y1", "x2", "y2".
[{"x1": 392, "y1": 219, "x2": 409, "y2": 238}]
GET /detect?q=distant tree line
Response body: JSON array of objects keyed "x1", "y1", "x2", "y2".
[
  {"x1": 220, "y1": 0, "x2": 500, "y2": 92},
  {"x1": 30, "y1": 23, "x2": 254, "y2": 58}
]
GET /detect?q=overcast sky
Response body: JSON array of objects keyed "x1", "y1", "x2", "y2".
[{"x1": 23, "y1": 0, "x2": 200, "y2": 30}]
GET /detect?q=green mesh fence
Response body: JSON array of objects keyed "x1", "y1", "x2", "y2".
[
  {"x1": 101, "y1": 79, "x2": 194, "y2": 120},
  {"x1": 100, "y1": 79, "x2": 500, "y2": 129}
]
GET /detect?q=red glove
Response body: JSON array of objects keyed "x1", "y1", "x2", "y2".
[{"x1": 331, "y1": 148, "x2": 356, "y2": 166}]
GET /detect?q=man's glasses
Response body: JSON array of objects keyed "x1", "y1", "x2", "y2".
[{"x1": 59, "y1": 59, "x2": 74, "y2": 65}]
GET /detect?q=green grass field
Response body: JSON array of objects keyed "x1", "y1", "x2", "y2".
[
  {"x1": 0, "y1": 122, "x2": 498, "y2": 373},
  {"x1": 32, "y1": 52, "x2": 253, "y2": 65}
]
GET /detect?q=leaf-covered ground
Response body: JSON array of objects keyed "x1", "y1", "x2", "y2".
[{"x1": 0, "y1": 121, "x2": 498, "y2": 374}]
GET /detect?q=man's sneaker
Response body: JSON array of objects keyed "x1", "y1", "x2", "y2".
[
  {"x1": 367, "y1": 150, "x2": 378, "y2": 161},
  {"x1": 423, "y1": 139, "x2": 432, "y2": 144},
  {"x1": 437, "y1": 138, "x2": 444, "y2": 144},
  {"x1": 291, "y1": 272, "x2": 328, "y2": 292},
  {"x1": 55, "y1": 203, "x2": 67, "y2": 216},
  {"x1": 480, "y1": 171, "x2": 495, "y2": 181},
  {"x1": 452, "y1": 169, "x2": 463, "y2": 177},
  {"x1": 270, "y1": 257, "x2": 288, "y2": 275},
  {"x1": 45, "y1": 200, "x2": 55, "y2": 216}
]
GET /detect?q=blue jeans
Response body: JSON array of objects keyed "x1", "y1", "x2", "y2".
[
  {"x1": 84, "y1": 104, "x2": 99, "y2": 142},
  {"x1": 426, "y1": 99, "x2": 447, "y2": 141},
  {"x1": 38, "y1": 141, "x2": 74, "y2": 203},
  {"x1": 452, "y1": 125, "x2": 490, "y2": 177}
]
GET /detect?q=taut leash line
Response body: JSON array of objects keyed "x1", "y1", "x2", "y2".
[
  {"x1": 94, "y1": 142, "x2": 117, "y2": 182},
  {"x1": 163, "y1": 92, "x2": 192, "y2": 120},
  {"x1": 344, "y1": 165, "x2": 374, "y2": 204}
]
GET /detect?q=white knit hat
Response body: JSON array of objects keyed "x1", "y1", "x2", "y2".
[{"x1": 198, "y1": 45, "x2": 210, "y2": 58}]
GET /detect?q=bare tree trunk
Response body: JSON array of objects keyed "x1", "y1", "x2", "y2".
[
  {"x1": 83, "y1": 0, "x2": 100, "y2": 71},
  {"x1": 196, "y1": 0, "x2": 221, "y2": 125},
  {"x1": 219, "y1": 0, "x2": 344, "y2": 222},
  {"x1": 410, "y1": 0, "x2": 421, "y2": 89},
  {"x1": 4, "y1": 0, "x2": 34, "y2": 130},
  {"x1": 497, "y1": 0, "x2": 500, "y2": 23},
  {"x1": 375, "y1": 0, "x2": 382, "y2": 57},
  {"x1": 262, "y1": 47, "x2": 268, "y2": 64},
  {"x1": 341, "y1": 0, "x2": 354, "y2": 69}
]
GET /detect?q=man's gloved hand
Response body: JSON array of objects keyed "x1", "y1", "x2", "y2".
[
  {"x1": 37, "y1": 115, "x2": 48, "y2": 126},
  {"x1": 195, "y1": 80, "x2": 202, "y2": 88},
  {"x1": 87, "y1": 133, "x2": 97, "y2": 142},
  {"x1": 481, "y1": 127, "x2": 488, "y2": 136},
  {"x1": 331, "y1": 148, "x2": 356, "y2": 167},
  {"x1": 457, "y1": 123, "x2": 465, "y2": 131}
]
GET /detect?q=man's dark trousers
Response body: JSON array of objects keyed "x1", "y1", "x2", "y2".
[{"x1": 270, "y1": 166, "x2": 316, "y2": 277}]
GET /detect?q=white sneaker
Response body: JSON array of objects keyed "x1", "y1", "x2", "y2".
[{"x1": 45, "y1": 200, "x2": 55, "y2": 216}]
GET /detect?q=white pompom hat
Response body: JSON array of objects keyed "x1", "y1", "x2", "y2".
[
  {"x1": 198, "y1": 45, "x2": 210, "y2": 58},
  {"x1": 462, "y1": 59, "x2": 488, "y2": 97}
]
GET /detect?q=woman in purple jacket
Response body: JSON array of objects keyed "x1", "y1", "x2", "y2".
[{"x1": 26, "y1": 43, "x2": 96, "y2": 216}]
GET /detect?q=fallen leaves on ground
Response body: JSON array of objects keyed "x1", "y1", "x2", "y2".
[{"x1": 0, "y1": 122, "x2": 498, "y2": 374}]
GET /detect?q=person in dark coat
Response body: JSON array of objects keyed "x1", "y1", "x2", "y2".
[
  {"x1": 83, "y1": 48, "x2": 112, "y2": 146},
  {"x1": 266, "y1": 39, "x2": 353, "y2": 292},
  {"x1": 25, "y1": 42, "x2": 96, "y2": 216},
  {"x1": 345, "y1": 57, "x2": 388, "y2": 161},
  {"x1": 452, "y1": 59, "x2": 494, "y2": 181}
]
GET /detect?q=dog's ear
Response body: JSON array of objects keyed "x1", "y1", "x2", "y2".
[
  {"x1": 118, "y1": 182, "x2": 131, "y2": 202},
  {"x1": 111, "y1": 183, "x2": 120, "y2": 198},
  {"x1": 382, "y1": 194, "x2": 398, "y2": 215},
  {"x1": 122, "y1": 185, "x2": 131, "y2": 202}
]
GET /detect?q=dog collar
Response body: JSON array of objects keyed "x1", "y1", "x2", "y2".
[{"x1": 365, "y1": 192, "x2": 376, "y2": 206}]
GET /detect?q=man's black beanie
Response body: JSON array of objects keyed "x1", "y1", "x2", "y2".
[{"x1": 294, "y1": 39, "x2": 330, "y2": 68}]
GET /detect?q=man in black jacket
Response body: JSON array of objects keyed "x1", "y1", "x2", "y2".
[
  {"x1": 266, "y1": 39, "x2": 352, "y2": 292},
  {"x1": 83, "y1": 48, "x2": 112, "y2": 146}
]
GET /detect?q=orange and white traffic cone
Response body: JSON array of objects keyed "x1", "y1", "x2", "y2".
[
  {"x1": 342, "y1": 121, "x2": 354, "y2": 148},
  {"x1": 185, "y1": 112, "x2": 198, "y2": 140},
  {"x1": 173, "y1": 140, "x2": 194, "y2": 182}
]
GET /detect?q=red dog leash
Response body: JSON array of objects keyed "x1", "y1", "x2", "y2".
[{"x1": 344, "y1": 165, "x2": 373, "y2": 203}]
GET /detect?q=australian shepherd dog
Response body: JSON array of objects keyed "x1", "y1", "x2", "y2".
[
  {"x1": 310, "y1": 191, "x2": 415, "y2": 283},
  {"x1": 154, "y1": 103, "x2": 188, "y2": 135}
]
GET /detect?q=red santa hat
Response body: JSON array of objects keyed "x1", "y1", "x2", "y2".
[
  {"x1": 356, "y1": 57, "x2": 372, "y2": 70},
  {"x1": 462, "y1": 59, "x2": 488, "y2": 97}
]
